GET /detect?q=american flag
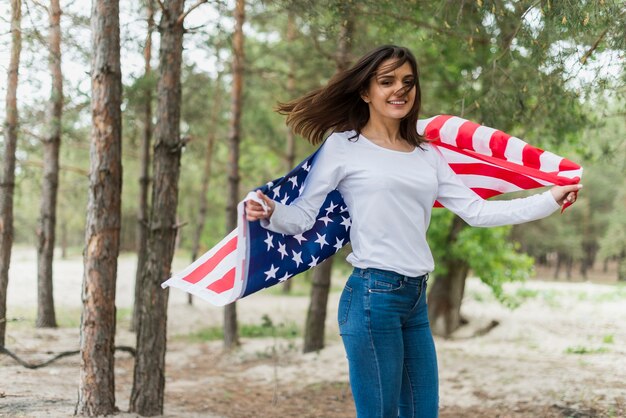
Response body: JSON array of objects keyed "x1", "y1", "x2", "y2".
[{"x1": 162, "y1": 115, "x2": 582, "y2": 305}]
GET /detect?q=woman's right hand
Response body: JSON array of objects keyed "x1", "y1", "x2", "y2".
[{"x1": 245, "y1": 190, "x2": 276, "y2": 221}]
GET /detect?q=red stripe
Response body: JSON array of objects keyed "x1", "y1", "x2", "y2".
[
  {"x1": 182, "y1": 236, "x2": 238, "y2": 284},
  {"x1": 472, "y1": 188, "x2": 504, "y2": 199},
  {"x1": 489, "y1": 130, "x2": 511, "y2": 159},
  {"x1": 456, "y1": 121, "x2": 479, "y2": 151},
  {"x1": 207, "y1": 268, "x2": 236, "y2": 294},
  {"x1": 522, "y1": 145, "x2": 543, "y2": 170},
  {"x1": 435, "y1": 143, "x2": 579, "y2": 186},
  {"x1": 449, "y1": 163, "x2": 545, "y2": 190},
  {"x1": 423, "y1": 115, "x2": 454, "y2": 141},
  {"x1": 558, "y1": 158, "x2": 581, "y2": 171}
]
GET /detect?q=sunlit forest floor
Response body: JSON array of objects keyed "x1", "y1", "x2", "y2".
[{"x1": 2, "y1": 246, "x2": 625, "y2": 417}]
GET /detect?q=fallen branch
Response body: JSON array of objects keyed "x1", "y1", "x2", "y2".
[{"x1": 0, "y1": 345, "x2": 136, "y2": 369}]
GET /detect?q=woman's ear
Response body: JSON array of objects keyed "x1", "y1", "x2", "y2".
[{"x1": 360, "y1": 92, "x2": 370, "y2": 103}]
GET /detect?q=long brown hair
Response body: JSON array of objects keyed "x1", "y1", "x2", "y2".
[{"x1": 276, "y1": 45, "x2": 425, "y2": 146}]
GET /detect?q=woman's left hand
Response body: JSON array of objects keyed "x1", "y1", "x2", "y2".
[{"x1": 550, "y1": 184, "x2": 583, "y2": 206}]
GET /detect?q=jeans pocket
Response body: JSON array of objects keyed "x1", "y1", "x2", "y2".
[
  {"x1": 338, "y1": 285, "x2": 352, "y2": 326},
  {"x1": 369, "y1": 277, "x2": 405, "y2": 293}
]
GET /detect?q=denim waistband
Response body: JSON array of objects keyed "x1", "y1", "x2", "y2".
[{"x1": 353, "y1": 267, "x2": 428, "y2": 282}]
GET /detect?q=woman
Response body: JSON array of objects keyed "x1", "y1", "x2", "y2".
[{"x1": 245, "y1": 45, "x2": 580, "y2": 418}]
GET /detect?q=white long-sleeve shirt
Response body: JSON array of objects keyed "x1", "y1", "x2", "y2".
[{"x1": 261, "y1": 131, "x2": 560, "y2": 277}]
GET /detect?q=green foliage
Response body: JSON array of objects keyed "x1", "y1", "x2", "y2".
[{"x1": 177, "y1": 314, "x2": 300, "y2": 342}]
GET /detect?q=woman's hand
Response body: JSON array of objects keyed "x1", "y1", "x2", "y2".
[
  {"x1": 245, "y1": 190, "x2": 276, "y2": 221},
  {"x1": 550, "y1": 184, "x2": 583, "y2": 206}
]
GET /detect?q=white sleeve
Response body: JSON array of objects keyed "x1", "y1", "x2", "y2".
[
  {"x1": 260, "y1": 135, "x2": 346, "y2": 235},
  {"x1": 434, "y1": 151, "x2": 560, "y2": 227}
]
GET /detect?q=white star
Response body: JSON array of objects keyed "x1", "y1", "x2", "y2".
[
  {"x1": 264, "y1": 264, "x2": 279, "y2": 281},
  {"x1": 264, "y1": 232, "x2": 274, "y2": 251},
  {"x1": 280, "y1": 194, "x2": 289, "y2": 205},
  {"x1": 318, "y1": 215, "x2": 333, "y2": 226},
  {"x1": 266, "y1": 181, "x2": 274, "y2": 188},
  {"x1": 298, "y1": 184, "x2": 305, "y2": 196},
  {"x1": 333, "y1": 238, "x2": 345, "y2": 252},
  {"x1": 293, "y1": 233, "x2": 307, "y2": 245},
  {"x1": 277, "y1": 242, "x2": 288, "y2": 259},
  {"x1": 291, "y1": 250, "x2": 303, "y2": 268},
  {"x1": 272, "y1": 185, "x2": 281, "y2": 199},
  {"x1": 340, "y1": 205, "x2": 348, "y2": 213},
  {"x1": 278, "y1": 272, "x2": 292, "y2": 282},
  {"x1": 340, "y1": 216, "x2": 352, "y2": 231},
  {"x1": 302, "y1": 161, "x2": 310, "y2": 171},
  {"x1": 308, "y1": 255, "x2": 319, "y2": 268},
  {"x1": 325, "y1": 201, "x2": 338, "y2": 214},
  {"x1": 314, "y1": 233, "x2": 328, "y2": 249},
  {"x1": 288, "y1": 176, "x2": 298, "y2": 189}
]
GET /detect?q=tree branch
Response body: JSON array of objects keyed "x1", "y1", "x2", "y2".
[
  {"x1": 0, "y1": 345, "x2": 135, "y2": 369},
  {"x1": 580, "y1": 27, "x2": 609, "y2": 65},
  {"x1": 177, "y1": 0, "x2": 208, "y2": 25}
]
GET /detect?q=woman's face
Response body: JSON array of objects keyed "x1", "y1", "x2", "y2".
[{"x1": 361, "y1": 59, "x2": 416, "y2": 123}]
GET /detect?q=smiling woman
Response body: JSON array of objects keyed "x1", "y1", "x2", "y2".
[{"x1": 243, "y1": 45, "x2": 580, "y2": 418}]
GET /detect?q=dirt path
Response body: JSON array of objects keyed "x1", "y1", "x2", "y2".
[{"x1": 1, "y1": 247, "x2": 625, "y2": 417}]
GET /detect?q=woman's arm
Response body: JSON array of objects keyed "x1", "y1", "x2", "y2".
[
  {"x1": 435, "y1": 150, "x2": 581, "y2": 227},
  {"x1": 245, "y1": 135, "x2": 346, "y2": 235}
]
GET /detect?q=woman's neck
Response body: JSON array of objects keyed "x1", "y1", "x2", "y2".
[{"x1": 361, "y1": 118, "x2": 403, "y2": 143}]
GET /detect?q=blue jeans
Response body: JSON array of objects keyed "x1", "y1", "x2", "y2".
[{"x1": 338, "y1": 267, "x2": 438, "y2": 418}]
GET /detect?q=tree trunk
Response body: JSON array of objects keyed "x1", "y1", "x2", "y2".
[
  {"x1": 303, "y1": 257, "x2": 333, "y2": 353},
  {"x1": 281, "y1": 11, "x2": 296, "y2": 295},
  {"x1": 223, "y1": 0, "x2": 245, "y2": 350},
  {"x1": 188, "y1": 70, "x2": 223, "y2": 306},
  {"x1": 0, "y1": 0, "x2": 21, "y2": 348},
  {"x1": 131, "y1": 0, "x2": 154, "y2": 333},
  {"x1": 36, "y1": 0, "x2": 62, "y2": 329},
  {"x1": 427, "y1": 215, "x2": 470, "y2": 337},
  {"x1": 302, "y1": 6, "x2": 354, "y2": 350},
  {"x1": 76, "y1": 0, "x2": 122, "y2": 414},
  {"x1": 130, "y1": 0, "x2": 184, "y2": 414}
]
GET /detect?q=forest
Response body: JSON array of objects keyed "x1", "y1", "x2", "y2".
[{"x1": 0, "y1": 0, "x2": 625, "y2": 417}]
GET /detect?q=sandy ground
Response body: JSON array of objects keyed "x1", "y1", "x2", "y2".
[{"x1": 1, "y1": 246, "x2": 626, "y2": 417}]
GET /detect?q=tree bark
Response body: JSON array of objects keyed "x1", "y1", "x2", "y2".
[
  {"x1": 131, "y1": 0, "x2": 154, "y2": 333},
  {"x1": 427, "y1": 215, "x2": 470, "y2": 337},
  {"x1": 302, "y1": 5, "x2": 354, "y2": 351},
  {"x1": 36, "y1": 0, "x2": 62, "y2": 329},
  {"x1": 223, "y1": 0, "x2": 245, "y2": 350},
  {"x1": 303, "y1": 258, "x2": 333, "y2": 353},
  {"x1": 281, "y1": 11, "x2": 296, "y2": 294},
  {"x1": 76, "y1": 0, "x2": 122, "y2": 415},
  {"x1": 0, "y1": 0, "x2": 21, "y2": 348},
  {"x1": 130, "y1": 0, "x2": 184, "y2": 414}
]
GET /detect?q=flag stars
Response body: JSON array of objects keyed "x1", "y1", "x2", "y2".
[
  {"x1": 272, "y1": 185, "x2": 281, "y2": 199},
  {"x1": 288, "y1": 176, "x2": 299, "y2": 189},
  {"x1": 291, "y1": 250, "x2": 303, "y2": 268},
  {"x1": 293, "y1": 233, "x2": 307, "y2": 245},
  {"x1": 264, "y1": 264, "x2": 279, "y2": 281},
  {"x1": 340, "y1": 216, "x2": 352, "y2": 231},
  {"x1": 280, "y1": 194, "x2": 289, "y2": 205},
  {"x1": 318, "y1": 215, "x2": 333, "y2": 226},
  {"x1": 278, "y1": 272, "x2": 292, "y2": 282},
  {"x1": 315, "y1": 233, "x2": 328, "y2": 249},
  {"x1": 333, "y1": 238, "x2": 345, "y2": 252},
  {"x1": 308, "y1": 255, "x2": 319, "y2": 268},
  {"x1": 325, "y1": 201, "x2": 338, "y2": 214},
  {"x1": 302, "y1": 161, "x2": 311, "y2": 172},
  {"x1": 277, "y1": 242, "x2": 288, "y2": 259},
  {"x1": 264, "y1": 232, "x2": 274, "y2": 251}
]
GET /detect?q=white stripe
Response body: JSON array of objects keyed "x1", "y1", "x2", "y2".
[
  {"x1": 503, "y1": 137, "x2": 526, "y2": 165},
  {"x1": 439, "y1": 116, "x2": 466, "y2": 146},
  {"x1": 456, "y1": 174, "x2": 524, "y2": 193},
  {"x1": 194, "y1": 251, "x2": 238, "y2": 290},
  {"x1": 472, "y1": 126, "x2": 495, "y2": 156},
  {"x1": 168, "y1": 228, "x2": 237, "y2": 282},
  {"x1": 417, "y1": 116, "x2": 438, "y2": 135},
  {"x1": 556, "y1": 168, "x2": 583, "y2": 179},
  {"x1": 539, "y1": 150, "x2": 562, "y2": 172}
]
